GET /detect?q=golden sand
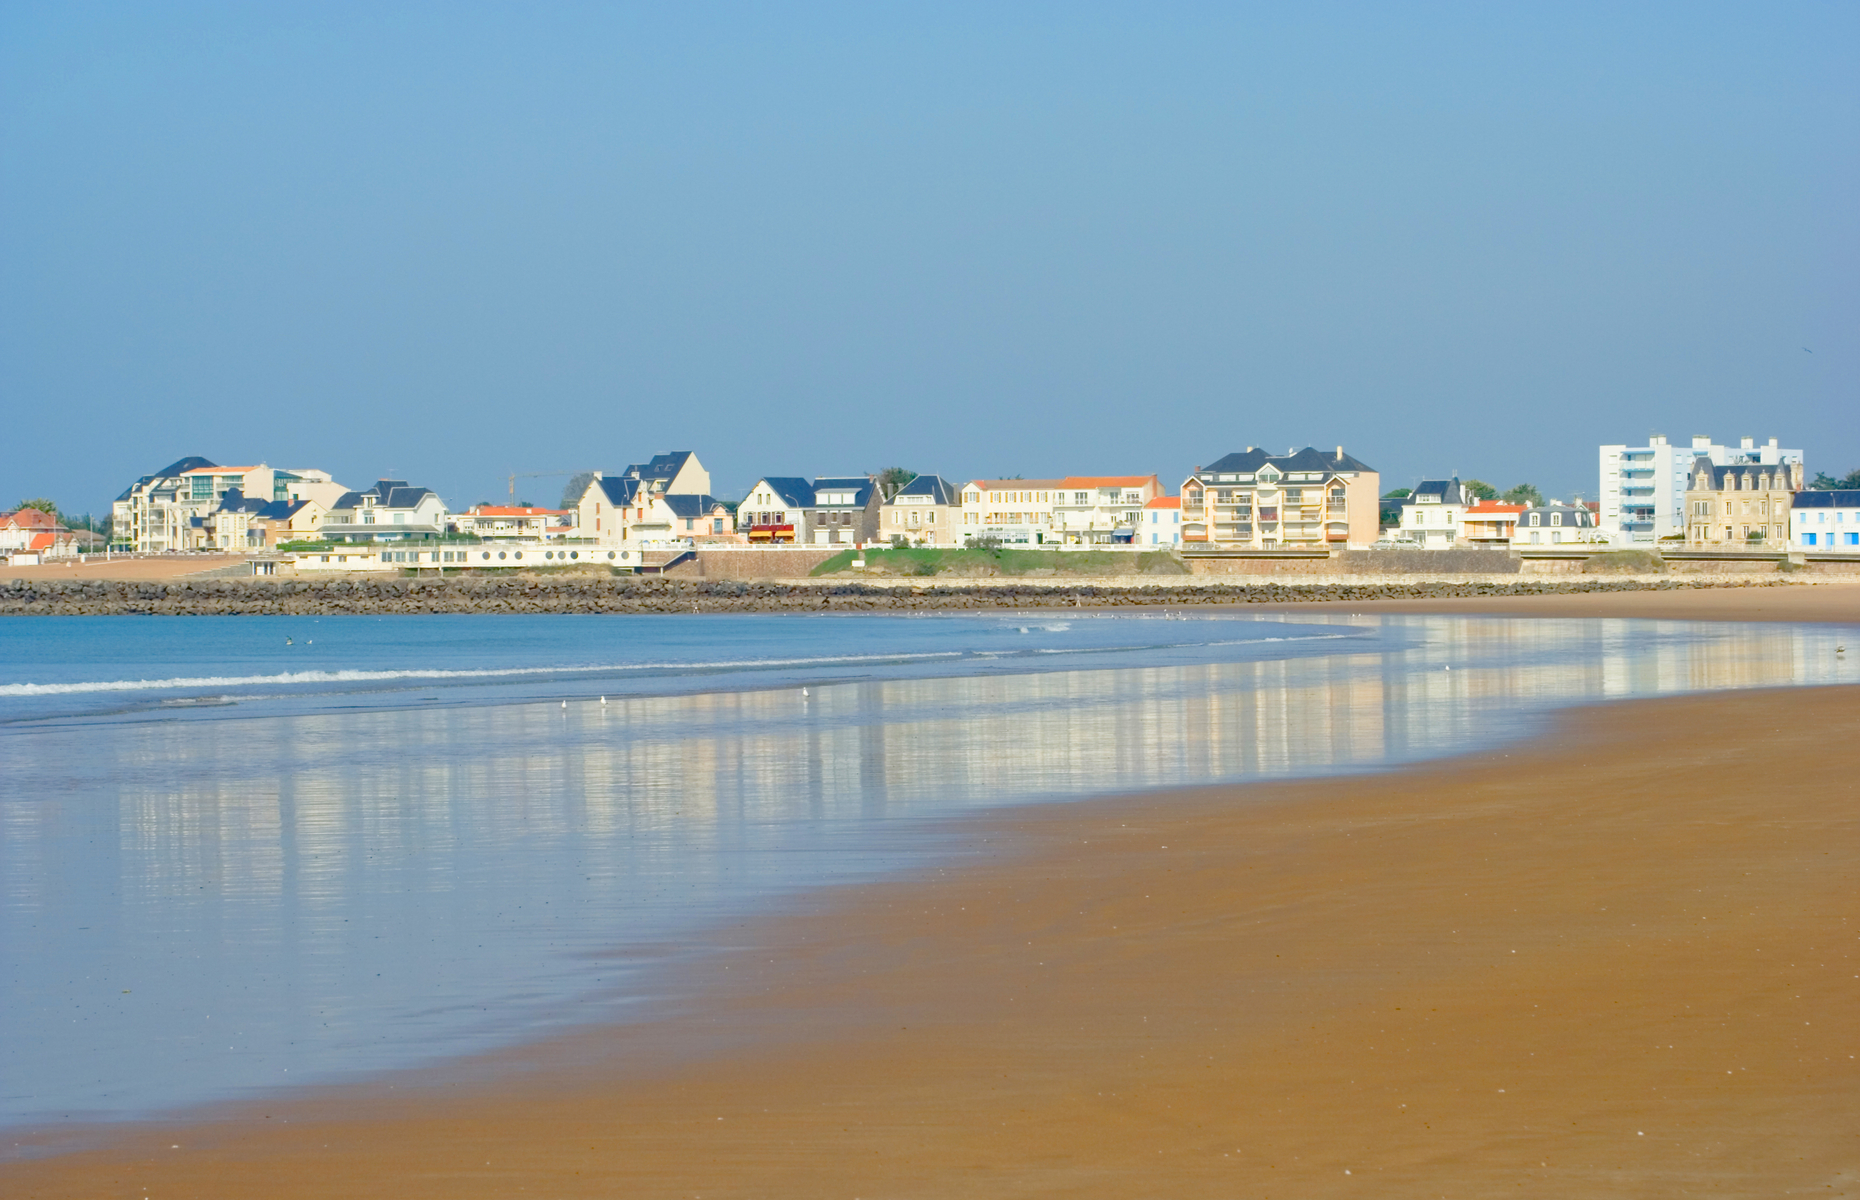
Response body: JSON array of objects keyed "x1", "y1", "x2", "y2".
[{"x1": 7, "y1": 587, "x2": 1857, "y2": 1198}]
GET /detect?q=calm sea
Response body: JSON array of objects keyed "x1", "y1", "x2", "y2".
[{"x1": 2, "y1": 611, "x2": 1854, "y2": 1132}]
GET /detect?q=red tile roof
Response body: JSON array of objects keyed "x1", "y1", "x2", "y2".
[{"x1": 1145, "y1": 496, "x2": 1181, "y2": 509}]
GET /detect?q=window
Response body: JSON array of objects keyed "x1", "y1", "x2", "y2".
[
  {"x1": 1551, "y1": 513, "x2": 1562, "y2": 526},
  {"x1": 1529, "y1": 513, "x2": 1541, "y2": 526},
  {"x1": 1074, "y1": 492, "x2": 1088, "y2": 503}
]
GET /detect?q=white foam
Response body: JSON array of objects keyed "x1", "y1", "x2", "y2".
[{"x1": 0, "y1": 650, "x2": 965, "y2": 698}]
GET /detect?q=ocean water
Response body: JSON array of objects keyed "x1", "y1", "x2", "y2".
[{"x1": 1, "y1": 611, "x2": 1854, "y2": 1133}]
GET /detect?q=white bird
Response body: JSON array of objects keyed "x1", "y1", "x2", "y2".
[
  {"x1": 285, "y1": 637, "x2": 292, "y2": 645},
  {"x1": 801, "y1": 687, "x2": 810, "y2": 698},
  {"x1": 600, "y1": 695, "x2": 607, "y2": 705},
  {"x1": 561, "y1": 700, "x2": 567, "y2": 709}
]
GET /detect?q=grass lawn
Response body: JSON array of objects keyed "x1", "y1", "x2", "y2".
[{"x1": 810, "y1": 547, "x2": 1185, "y2": 577}]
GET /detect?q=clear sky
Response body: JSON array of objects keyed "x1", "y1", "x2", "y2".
[{"x1": 3, "y1": 2, "x2": 1855, "y2": 514}]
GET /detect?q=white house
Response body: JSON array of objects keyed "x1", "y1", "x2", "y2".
[
  {"x1": 1139, "y1": 495, "x2": 1181, "y2": 546},
  {"x1": 567, "y1": 452, "x2": 711, "y2": 545},
  {"x1": 1598, "y1": 435, "x2": 1801, "y2": 544},
  {"x1": 1398, "y1": 478, "x2": 1469, "y2": 548},
  {"x1": 1514, "y1": 501, "x2": 1600, "y2": 545},
  {"x1": 1790, "y1": 490, "x2": 1860, "y2": 551},
  {"x1": 321, "y1": 480, "x2": 448, "y2": 542}
]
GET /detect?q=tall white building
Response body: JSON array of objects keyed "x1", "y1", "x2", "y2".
[{"x1": 1598, "y1": 435, "x2": 1802, "y2": 544}]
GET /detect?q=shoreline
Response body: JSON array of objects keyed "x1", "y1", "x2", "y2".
[
  {"x1": 7, "y1": 672, "x2": 1858, "y2": 1195},
  {"x1": 3, "y1": 573, "x2": 1855, "y2": 618}
]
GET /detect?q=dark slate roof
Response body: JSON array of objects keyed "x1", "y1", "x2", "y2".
[
  {"x1": 1690, "y1": 462, "x2": 1794, "y2": 489},
  {"x1": 329, "y1": 481, "x2": 438, "y2": 511},
  {"x1": 811, "y1": 476, "x2": 875, "y2": 507},
  {"x1": 115, "y1": 455, "x2": 220, "y2": 501},
  {"x1": 1793, "y1": 490, "x2": 1860, "y2": 508},
  {"x1": 1405, "y1": 478, "x2": 1464, "y2": 505},
  {"x1": 593, "y1": 476, "x2": 643, "y2": 507},
  {"x1": 891, "y1": 474, "x2": 959, "y2": 504},
  {"x1": 661, "y1": 493, "x2": 724, "y2": 518},
  {"x1": 1198, "y1": 447, "x2": 1376, "y2": 475},
  {"x1": 754, "y1": 477, "x2": 817, "y2": 508},
  {"x1": 212, "y1": 488, "x2": 271, "y2": 515},
  {"x1": 1519, "y1": 502, "x2": 1593, "y2": 527},
  {"x1": 154, "y1": 455, "x2": 219, "y2": 479},
  {"x1": 258, "y1": 500, "x2": 311, "y2": 521},
  {"x1": 624, "y1": 451, "x2": 694, "y2": 484}
]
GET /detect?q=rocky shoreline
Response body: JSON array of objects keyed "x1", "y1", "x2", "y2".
[{"x1": 0, "y1": 574, "x2": 1793, "y2": 616}]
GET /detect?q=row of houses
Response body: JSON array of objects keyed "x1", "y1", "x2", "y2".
[{"x1": 101, "y1": 439, "x2": 1858, "y2": 561}]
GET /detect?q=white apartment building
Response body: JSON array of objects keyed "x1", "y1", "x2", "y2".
[
  {"x1": 112, "y1": 458, "x2": 348, "y2": 552},
  {"x1": 1599, "y1": 435, "x2": 1802, "y2": 544},
  {"x1": 1052, "y1": 476, "x2": 1161, "y2": 544},
  {"x1": 958, "y1": 480, "x2": 1064, "y2": 545}
]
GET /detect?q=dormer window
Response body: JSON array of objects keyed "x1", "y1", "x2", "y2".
[{"x1": 1529, "y1": 513, "x2": 1541, "y2": 526}]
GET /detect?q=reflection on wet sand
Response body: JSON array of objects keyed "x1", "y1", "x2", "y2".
[{"x1": 0, "y1": 615, "x2": 1852, "y2": 1125}]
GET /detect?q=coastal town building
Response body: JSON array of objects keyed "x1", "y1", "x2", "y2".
[
  {"x1": 1398, "y1": 478, "x2": 1470, "y2": 549},
  {"x1": 110, "y1": 458, "x2": 347, "y2": 552},
  {"x1": 568, "y1": 452, "x2": 711, "y2": 545},
  {"x1": 1514, "y1": 501, "x2": 1600, "y2": 545},
  {"x1": 658, "y1": 493, "x2": 737, "y2": 540},
  {"x1": 0, "y1": 508, "x2": 79, "y2": 560},
  {"x1": 1791, "y1": 491, "x2": 1860, "y2": 550},
  {"x1": 739, "y1": 475, "x2": 880, "y2": 545},
  {"x1": 1599, "y1": 435, "x2": 1802, "y2": 543},
  {"x1": 881, "y1": 474, "x2": 962, "y2": 545},
  {"x1": 1181, "y1": 448, "x2": 1379, "y2": 549},
  {"x1": 1683, "y1": 456, "x2": 1803, "y2": 547},
  {"x1": 1140, "y1": 495, "x2": 1182, "y2": 546},
  {"x1": 322, "y1": 480, "x2": 449, "y2": 542},
  {"x1": 452, "y1": 505, "x2": 574, "y2": 540},
  {"x1": 619, "y1": 451, "x2": 710, "y2": 498},
  {"x1": 959, "y1": 480, "x2": 1064, "y2": 545},
  {"x1": 1052, "y1": 476, "x2": 1161, "y2": 544},
  {"x1": 209, "y1": 490, "x2": 327, "y2": 549},
  {"x1": 1459, "y1": 501, "x2": 1525, "y2": 546}
]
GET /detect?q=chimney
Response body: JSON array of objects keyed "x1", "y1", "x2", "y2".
[
  {"x1": 1336, "y1": 446, "x2": 1343, "y2": 457},
  {"x1": 1740, "y1": 436, "x2": 1754, "y2": 450}
]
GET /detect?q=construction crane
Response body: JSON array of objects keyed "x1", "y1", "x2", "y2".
[{"x1": 507, "y1": 470, "x2": 581, "y2": 505}]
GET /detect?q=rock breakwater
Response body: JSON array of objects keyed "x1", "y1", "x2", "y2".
[{"x1": 0, "y1": 575, "x2": 1788, "y2": 616}]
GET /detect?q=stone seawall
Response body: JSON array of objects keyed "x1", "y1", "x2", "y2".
[{"x1": 0, "y1": 575, "x2": 1791, "y2": 616}]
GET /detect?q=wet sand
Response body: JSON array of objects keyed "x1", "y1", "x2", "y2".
[
  {"x1": 9, "y1": 611, "x2": 1859, "y2": 1197},
  {"x1": 1252, "y1": 576, "x2": 1860, "y2": 624}
]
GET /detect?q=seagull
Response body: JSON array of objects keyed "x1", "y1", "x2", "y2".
[
  {"x1": 561, "y1": 700, "x2": 567, "y2": 710},
  {"x1": 600, "y1": 695, "x2": 607, "y2": 705},
  {"x1": 285, "y1": 637, "x2": 292, "y2": 645},
  {"x1": 1803, "y1": 347, "x2": 1813, "y2": 353},
  {"x1": 801, "y1": 687, "x2": 810, "y2": 698}
]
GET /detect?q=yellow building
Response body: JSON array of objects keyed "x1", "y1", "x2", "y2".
[{"x1": 1684, "y1": 457, "x2": 1802, "y2": 547}]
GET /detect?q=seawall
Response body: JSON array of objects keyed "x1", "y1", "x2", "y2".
[{"x1": 0, "y1": 574, "x2": 1800, "y2": 616}]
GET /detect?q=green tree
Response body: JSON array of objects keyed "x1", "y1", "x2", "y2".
[
  {"x1": 1810, "y1": 468, "x2": 1860, "y2": 490},
  {"x1": 560, "y1": 470, "x2": 597, "y2": 508},
  {"x1": 1502, "y1": 483, "x2": 1544, "y2": 506},
  {"x1": 15, "y1": 497, "x2": 58, "y2": 515},
  {"x1": 1382, "y1": 488, "x2": 1412, "y2": 499},
  {"x1": 1378, "y1": 489, "x2": 1410, "y2": 527},
  {"x1": 1462, "y1": 479, "x2": 1498, "y2": 501},
  {"x1": 876, "y1": 467, "x2": 918, "y2": 500}
]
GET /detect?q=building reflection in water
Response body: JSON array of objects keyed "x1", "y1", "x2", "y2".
[{"x1": 0, "y1": 614, "x2": 1852, "y2": 1124}]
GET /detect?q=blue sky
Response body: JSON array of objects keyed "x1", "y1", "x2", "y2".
[{"x1": 3, "y1": 2, "x2": 1855, "y2": 513}]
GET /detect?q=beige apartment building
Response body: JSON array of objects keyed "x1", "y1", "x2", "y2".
[
  {"x1": 1180, "y1": 447, "x2": 1379, "y2": 549},
  {"x1": 880, "y1": 474, "x2": 962, "y2": 545},
  {"x1": 1684, "y1": 457, "x2": 1803, "y2": 547}
]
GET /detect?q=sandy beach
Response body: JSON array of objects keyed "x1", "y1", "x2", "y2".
[{"x1": 8, "y1": 589, "x2": 1857, "y2": 1198}]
